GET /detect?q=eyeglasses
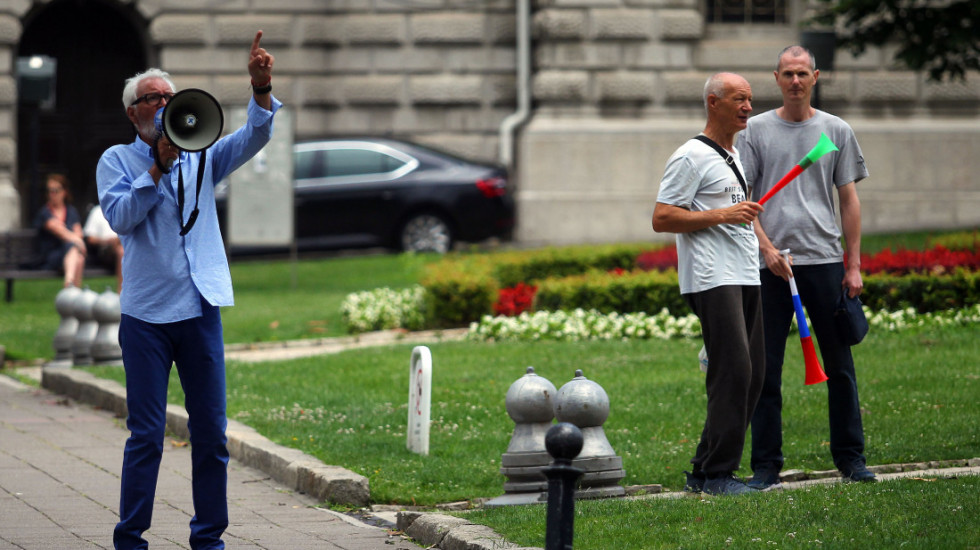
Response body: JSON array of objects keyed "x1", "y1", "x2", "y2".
[
  {"x1": 130, "y1": 92, "x2": 174, "y2": 107},
  {"x1": 46, "y1": 188, "x2": 63, "y2": 194}
]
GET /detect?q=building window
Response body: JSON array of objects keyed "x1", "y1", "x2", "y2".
[{"x1": 706, "y1": 0, "x2": 787, "y2": 23}]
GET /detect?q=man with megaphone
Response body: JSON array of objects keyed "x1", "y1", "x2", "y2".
[{"x1": 96, "y1": 31, "x2": 280, "y2": 550}]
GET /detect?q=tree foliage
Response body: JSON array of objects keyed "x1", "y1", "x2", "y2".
[{"x1": 809, "y1": 0, "x2": 979, "y2": 81}]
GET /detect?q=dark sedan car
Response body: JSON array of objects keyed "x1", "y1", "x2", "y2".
[{"x1": 216, "y1": 138, "x2": 515, "y2": 253}]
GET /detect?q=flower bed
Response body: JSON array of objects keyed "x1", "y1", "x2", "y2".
[
  {"x1": 344, "y1": 234, "x2": 980, "y2": 332},
  {"x1": 465, "y1": 304, "x2": 980, "y2": 343},
  {"x1": 340, "y1": 286, "x2": 427, "y2": 333}
]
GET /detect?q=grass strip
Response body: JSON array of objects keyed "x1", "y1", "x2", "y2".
[
  {"x1": 462, "y1": 476, "x2": 980, "y2": 550},
  {"x1": 84, "y1": 324, "x2": 980, "y2": 506}
]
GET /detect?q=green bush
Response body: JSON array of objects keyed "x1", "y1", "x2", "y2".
[
  {"x1": 490, "y1": 243, "x2": 655, "y2": 287},
  {"x1": 928, "y1": 228, "x2": 980, "y2": 251},
  {"x1": 420, "y1": 255, "x2": 498, "y2": 327},
  {"x1": 534, "y1": 269, "x2": 689, "y2": 316},
  {"x1": 417, "y1": 241, "x2": 980, "y2": 329},
  {"x1": 864, "y1": 270, "x2": 980, "y2": 313},
  {"x1": 420, "y1": 244, "x2": 664, "y2": 327},
  {"x1": 536, "y1": 269, "x2": 980, "y2": 317}
]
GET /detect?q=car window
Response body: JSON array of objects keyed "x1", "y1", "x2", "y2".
[
  {"x1": 325, "y1": 149, "x2": 406, "y2": 178},
  {"x1": 294, "y1": 150, "x2": 323, "y2": 180}
]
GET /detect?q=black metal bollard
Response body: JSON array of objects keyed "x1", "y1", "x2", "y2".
[{"x1": 544, "y1": 422, "x2": 584, "y2": 550}]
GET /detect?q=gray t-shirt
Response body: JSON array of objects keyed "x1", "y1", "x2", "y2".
[
  {"x1": 737, "y1": 110, "x2": 869, "y2": 265},
  {"x1": 657, "y1": 137, "x2": 760, "y2": 295}
]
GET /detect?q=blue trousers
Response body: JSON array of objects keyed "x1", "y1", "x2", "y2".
[
  {"x1": 750, "y1": 263, "x2": 867, "y2": 473},
  {"x1": 114, "y1": 298, "x2": 229, "y2": 550}
]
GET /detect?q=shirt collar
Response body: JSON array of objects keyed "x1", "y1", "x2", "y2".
[{"x1": 134, "y1": 134, "x2": 158, "y2": 156}]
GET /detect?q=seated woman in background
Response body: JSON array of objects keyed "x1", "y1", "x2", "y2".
[
  {"x1": 83, "y1": 204, "x2": 123, "y2": 291},
  {"x1": 34, "y1": 173, "x2": 86, "y2": 288}
]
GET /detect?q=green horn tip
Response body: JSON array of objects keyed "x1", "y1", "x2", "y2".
[{"x1": 799, "y1": 132, "x2": 839, "y2": 169}]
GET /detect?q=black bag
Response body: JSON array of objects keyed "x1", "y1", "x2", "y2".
[{"x1": 835, "y1": 291, "x2": 869, "y2": 346}]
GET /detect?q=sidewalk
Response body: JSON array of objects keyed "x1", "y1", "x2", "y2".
[{"x1": 0, "y1": 374, "x2": 426, "y2": 550}]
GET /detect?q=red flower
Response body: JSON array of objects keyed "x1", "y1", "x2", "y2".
[
  {"x1": 853, "y1": 245, "x2": 980, "y2": 275},
  {"x1": 636, "y1": 246, "x2": 678, "y2": 272},
  {"x1": 494, "y1": 283, "x2": 538, "y2": 316}
]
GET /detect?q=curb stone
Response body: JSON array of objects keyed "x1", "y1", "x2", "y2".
[{"x1": 398, "y1": 512, "x2": 540, "y2": 550}]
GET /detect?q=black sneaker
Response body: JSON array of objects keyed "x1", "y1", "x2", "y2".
[
  {"x1": 746, "y1": 466, "x2": 782, "y2": 490},
  {"x1": 840, "y1": 461, "x2": 877, "y2": 483},
  {"x1": 703, "y1": 475, "x2": 757, "y2": 496},
  {"x1": 683, "y1": 470, "x2": 705, "y2": 493}
]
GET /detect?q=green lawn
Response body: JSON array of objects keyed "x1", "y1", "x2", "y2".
[
  {"x1": 83, "y1": 324, "x2": 980, "y2": 505},
  {"x1": 462, "y1": 477, "x2": 980, "y2": 550}
]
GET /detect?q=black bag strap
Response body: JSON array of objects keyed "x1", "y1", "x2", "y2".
[{"x1": 693, "y1": 135, "x2": 747, "y2": 197}]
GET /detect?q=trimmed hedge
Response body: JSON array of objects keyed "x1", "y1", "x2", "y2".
[
  {"x1": 420, "y1": 244, "x2": 663, "y2": 325},
  {"x1": 419, "y1": 243, "x2": 980, "y2": 328},
  {"x1": 490, "y1": 243, "x2": 653, "y2": 287},
  {"x1": 533, "y1": 269, "x2": 688, "y2": 317},
  {"x1": 863, "y1": 270, "x2": 980, "y2": 313},
  {"x1": 419, "y1": 255, "x2": 498, "y2": 328}
]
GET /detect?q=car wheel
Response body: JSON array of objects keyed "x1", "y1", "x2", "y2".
[{"x1": 399, "y1": 213, "x2": 453, "y2": 253}]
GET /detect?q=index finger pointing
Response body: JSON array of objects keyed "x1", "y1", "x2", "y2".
[{"x1": 251, "y1": 30, "x2": 263, "y2": 54}]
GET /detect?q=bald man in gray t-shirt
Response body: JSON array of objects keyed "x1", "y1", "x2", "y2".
[{"x1": 736, "y1": 45, "x2": 876, "y2": 489}]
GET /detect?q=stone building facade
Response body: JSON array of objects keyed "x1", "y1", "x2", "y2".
[{"x1": 1, "y1": 0, "x2": 978, "y2": 247}]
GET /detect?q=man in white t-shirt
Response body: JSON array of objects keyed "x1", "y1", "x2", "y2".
[
  {"x1": 83, "y1": 204, "x2": 123, "y2": 290},
  {"x1": 653, "y1": 72, "x2": 765, "y2": 496}
]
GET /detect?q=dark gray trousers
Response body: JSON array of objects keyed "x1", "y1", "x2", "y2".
[{"x1": 685, "y1": 284, "x2": 765, "y2": 477}]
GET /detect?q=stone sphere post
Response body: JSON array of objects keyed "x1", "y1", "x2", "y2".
[
  {"x1": 91, "y1": 287, "x2": 122, "y2": 365},
  {"x1": 553, "y1": 369, "x2": 625, "y2": 497},
  {"x1": 500, "y1": 366, "x2": 557, "y2": 494},
  {"x1": 70, "y1": 287, "x2": 99, "y2": 366},
  {"x1": 51, "y1": 285, "x2": 81, "y2": 365}
]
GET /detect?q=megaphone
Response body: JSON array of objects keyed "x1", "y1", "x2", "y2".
[{"x1": 154, "y1": 88, "x2": 223, "y2": 152}]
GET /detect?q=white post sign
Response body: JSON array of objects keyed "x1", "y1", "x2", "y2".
[
  {"x1": 407, "y1": 346, "x2": 432, "y2": 455},
  {"x1": 227, "y1": 107, "x2": 294, "y2": 247}
]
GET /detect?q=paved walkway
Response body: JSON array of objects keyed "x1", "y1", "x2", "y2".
[{"x1": 0, "y1": 375, "x2": 425, "y2": 550}]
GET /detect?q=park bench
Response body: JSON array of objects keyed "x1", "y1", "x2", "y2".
[{"x1": 0, "y1": 228, "x2": 111, "y2": 302}]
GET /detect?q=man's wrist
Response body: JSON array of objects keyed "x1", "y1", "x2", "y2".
[{"x1": 251, "y1": 78, "x2": 272, "y2": 95}]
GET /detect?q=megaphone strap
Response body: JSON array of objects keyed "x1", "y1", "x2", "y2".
[
  {"x1": 177, "y1": 149, "x2": 205, "y2": 236},
  {"x1": 152, "y1": 137, "x2": 171, "y2": 175}
]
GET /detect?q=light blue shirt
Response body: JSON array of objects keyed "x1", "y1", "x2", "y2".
[{"x1": 96, "y1": 96, "x2": 282, "y2": 323}]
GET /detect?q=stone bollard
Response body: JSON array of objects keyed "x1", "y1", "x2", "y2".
[
  {"x1": 554, "y1": 369, "x2": 625, "y2": 498},
  {"x1": 544, "y1": 422, "x2": 584, "y2": 550},
  {"x1": 51, "y1": 286, "x2": 82, "y2": 366},
  {"x1": 499, "y1": 366, "x2": 558, "y2": 496},
  {"x1": 91, "y1": 287, "x2": 122, "y2": 365},
  {"x1": 70, "y1": 287, "x2": 100, "y2": 366}
]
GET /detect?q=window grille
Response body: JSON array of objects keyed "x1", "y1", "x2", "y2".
[{"x1": 705, "y1": 0, "x2": 787, "y2": 23}]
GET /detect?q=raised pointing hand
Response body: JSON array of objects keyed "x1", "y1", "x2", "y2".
[{"x1": 248, "y1": 30, "x2": 274, "y2": 85}]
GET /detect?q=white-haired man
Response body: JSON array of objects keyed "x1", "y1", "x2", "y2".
[{"x1": 96, "y1": 31, "x2": 280, "y2": 549}]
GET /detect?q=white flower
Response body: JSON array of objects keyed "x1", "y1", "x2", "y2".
[{"x1": 464, "y1": 304, "x2": 980, "y2": 343}]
